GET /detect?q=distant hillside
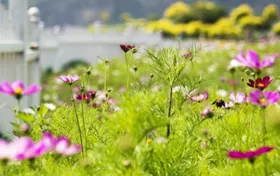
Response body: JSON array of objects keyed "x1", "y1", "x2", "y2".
[{"x1": 36, "y1": 0, "x2": 280, "y2": 26}]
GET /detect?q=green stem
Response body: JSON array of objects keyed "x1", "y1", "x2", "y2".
[
  {"x1": 81, "y1": 101, "x2": 87, "y2": 160},
  {"x1": 125, "y1": 53, "x2": 132, "y2": 91},
  {"x1": 262, "y1": 108, "x2": 268, "y2": 175},
  {"x1": 70, "y1": 84, "x2": 84, "y2": 159},
  {"x1": 104, "y1": 62, "x2": 108, "y2": 103},
  {"x1": 166, "y1": 85, "x2": 173, "y2": 138},
  {"x1": 16, "y1": 99, "x2": 21, "y2": 124},
  {"x1": 134, "y1": 71, "x2": 137, "y2": 91}
]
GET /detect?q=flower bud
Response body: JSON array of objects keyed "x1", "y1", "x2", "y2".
[
  {"x1": 86, "y1": 68, "x2": 91, "y2": 75},
  {"x1": 20, "y1": 123, "x2": 30, "y2": 135},
  {"x1": 131, "y1": 48, "x2": 137, "y2": 53},
  {"x1": 133, "y1": 66, "x2": 137, "y2": 72},
  {"x1": 245, "y1": 70, "x2": 251, "y2": 75},
  {"x1": 105, "y1": 59, "x2": 110, "y2": 64}
]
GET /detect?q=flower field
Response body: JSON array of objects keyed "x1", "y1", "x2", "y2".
[{"x1": 1, "y1": 41, "x2": 280, "y2": 175}]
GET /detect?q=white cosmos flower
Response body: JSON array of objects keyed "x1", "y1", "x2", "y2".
[
  {"x1": 23, "y1": 108, "x2": 36, "y2": 115},
  {"x1": 44, "y1": 103, "x2": 56, "y2": 111}
]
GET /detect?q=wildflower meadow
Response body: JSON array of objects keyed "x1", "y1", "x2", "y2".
[{"x1": 1, "y1": 41, "x2": 280, "y2": 176}]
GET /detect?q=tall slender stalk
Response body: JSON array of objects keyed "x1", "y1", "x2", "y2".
[
  {"x1": 166, "y1": 86, "x2": 173, "y2": 138},
  {"x1": 16, "y1": 99, "x2": 21, "y2": 124},
  {"x1": 81, "y1": 101, "x2": 87, "y2": 160},
  {"x1": 72, "y1": 99, "x2": 84, "y2": 159},
  {"x1": 104, "y1": 61, "x2": 108, "y2": 102},
  {"x1": 262, "y1": 108, "x2": 268, "y2": 175},
  {"x1": 125, "y1": 53, "x2": 132, "y2": 91},
  {"x1": 103, "y1": 60, "x2": 110, "y2": 112}
]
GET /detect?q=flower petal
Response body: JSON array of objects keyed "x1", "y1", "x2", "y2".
[
  {"x1": 246, "y1": 50, "x2": 261, "y2": 69},
  {"x1": 228, "y1": 151, "x2": 246, "y2": 159},
  {"x1": 249, "y1": 90, "x2": 262, "y2": 105},
  {"x1": 63, "y1": 145, "x2": 81, "y2": 156},
  {"x1": 23, "y1": 84, "x2": 42, "y2": 95},
  {"x1": 261, "y1": 54, "x2": 279, "y2": 69},
  {"x1": 11, "y1": 80, "x2": 25, "y2": 91},
  {"x1": 0, "y1": 81, "x2": 14, "y2": 94},
  {"x1": 55, "y1": 137, "x2": 70, "y2": 154},
  {"x1": 255, "y1": 146, "x2": 274, "y2": 156}
]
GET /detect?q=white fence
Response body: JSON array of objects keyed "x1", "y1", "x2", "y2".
[
  {"x1": 0, "y1": 0, "x2": 41, "y2": 133},
  {"x1": 40, "y1": 27, "x2": 163, "y2": 71}
]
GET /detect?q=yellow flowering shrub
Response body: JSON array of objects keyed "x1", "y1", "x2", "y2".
[
  {"x1": 193, "y1": 1, "x2": 226, "y2": 23},
  {"x1": 181, "y1": 21, "x2": 206, "y2": 37},
  {"x1": 208, "y1": 18, "x2": 241, "y2": 38},
  {"x1": 263, "y1": 4, "x2": 278, "y2": 21},
  {"x1": 164, "y1": 2, "x2": 191, "y2": 19},
  {"x1": 272, "y1": 22, "x2": 280, "y2": 35},
  {"x1": 239, "y1": 15, "x2": 262, "y2": 29},
  {"x1": 146, "y1": 19, "x2": 181, "y2": 37},
  {"x1": 164, "y1": 2, "x2": 194, "y2": 23},
  {"x1": 230, "y1": 4, "x2": 253, "y2": 23},
  {"x1": 262, "y1": 4, "x2": 278, "y2": 29}
]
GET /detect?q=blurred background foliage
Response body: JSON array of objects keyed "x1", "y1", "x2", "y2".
[{"x1": 144, "y1": 2, "x2": 280, "y2": 39}]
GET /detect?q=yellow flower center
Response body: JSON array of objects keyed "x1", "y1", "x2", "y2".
[
  {"x1": 260, "y1": 98, "x2": 266, "y2": 105},
  {"x1": 258, "y1": 83, "x2": 264, "y2": 88},
  {"x1": 14, "y1": 87, "x2": 23, "y2": 95}
]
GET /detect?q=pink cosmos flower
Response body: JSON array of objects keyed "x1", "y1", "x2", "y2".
[
  {"x1": 247, "y1": 76, "x2": 272, "y2": 91},
  {"x1": 235, "y1": 50, "x2": 279, "y2": 70},
  {"x1": 59, "y1": 75, "x2": 80, "y2": 85},
  {"x1": 41, "y1": 132, "x2": 81, "y2": 156},
  {"x1": 249, "y1": 90, "x2": 279, "y2": 107},
  {"x1": 0, "y1": 137, "x2": 45, "y2": 161},
  {"x1": 201, "y1": 107, "x2": 214, "y2": 118},
  {"x1": 191, "y1": 92, "x2": 208, "y2": 102},
  {"x1": 54, "y1": 137, "x2": 81, "y2": 156},
  {"x1": 0, "y1": 80, "x2": 41, "y2": 100},
  {"x1": 0, "y1": 132, "x2": 81, "y2": 161},
  {"x1": 228, "y1": 146, "x2": 274, "y2": 162},
  {"x1": 229, "y1": 92, "x2": 247, "y2": 104}
]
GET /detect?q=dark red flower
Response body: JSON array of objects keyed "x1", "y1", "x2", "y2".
[
  {"x1": 76, "y1": 90, "x2": 96, "y2": 102},
  {"x1": 120, "y1": 44, "x2": 135, "y2": 53},
  {"x1": 228, "y1": 146, "x2": 274, "y2": 163},
  {"x1": 247, "y1": 76, "x2": 272, "y2": 90},
  {"x1": 183, "y1": 52, "x2": 192, "y2": 59}
]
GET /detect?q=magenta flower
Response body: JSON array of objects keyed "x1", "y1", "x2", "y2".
[
  {"x1": 249, "y1": 90, "x2": 279, "y2": 107},
  {"x1": 235, "y1": 50, "x2": 279, "y2": 70},
  {"x1": 59, "y1": 75, "x2": 80, "y2": 85},
  {"x1": 191, "y1": 92, "x2": 208, "y2": 102},
  {"x1": 41, "y1": 132, "x2": 81, "y2": 156},
  {"x1": 247, "y1": 76, "x2": 272, "y2": 91},
  {"x1": 201, "y1": 107, "x2": 214, "y2": 118},
  {"x1": 0, "y1": 80, "x2": 41, "y2": 100},
  {"x1": 229, "y1": 92, "x2": 247, "y2": 104},
  {"x1": 15, "y1": 138, "x2": 46, "y2": 160},
  {"x1": 0, "y1": 137, "x2": 45, "y2": 161},
  {"x1": 228, "y1": 146, "x2": 274, "y2": 163},
  {"x1": 54, "y1": 137, "x2": 81, "y2": 156},
  {"x1": 0, "y1": 132, "x2": 81, "y2": 161}
]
